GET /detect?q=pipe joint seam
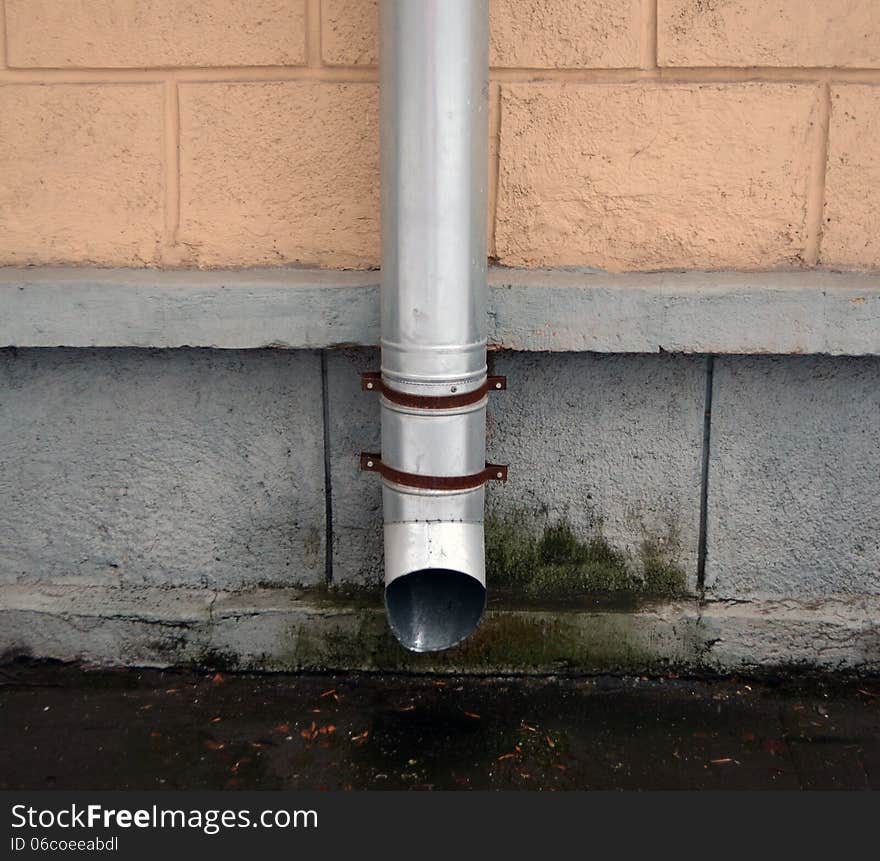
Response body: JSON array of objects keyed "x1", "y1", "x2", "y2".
[{"x1": 361, "y1": 371, "x2": 505, "y2": 408}]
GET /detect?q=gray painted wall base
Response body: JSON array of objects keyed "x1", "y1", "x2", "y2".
[
  {"x1": 327, "y1": 348, "x2": 705, "y2": 589},
  {"x1": 0, "y1": 349, "x2": 326, "y2": 588},
  {"x1": 1, "y1": 347, "x2": 878, "y2": 672},
  {"x1": 707, "y1": 357, "x2": 880, "y2": 599},
  {"x1": 2, "y1": 584, "x2": 877, "y2": 674},
  {"x1": 3, "y1": 267, "x2": 879, "y2": 355}
]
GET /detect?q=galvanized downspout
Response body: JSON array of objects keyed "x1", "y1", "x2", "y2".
[{"x1": 361, "y1": 0, "x2": 506, "y2": 652}]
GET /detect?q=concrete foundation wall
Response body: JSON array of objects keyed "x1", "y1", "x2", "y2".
[
  {"x1": 327, "y1": 348, "x2": 705, "y2": 589},
  {"x1": 2, "y1": 346, "x2": 878, "y2": 673},
  {"x1": 707, "y1": 356, "x2": 880, "y2": 599},
  {"x1": 0, "y1": 349, "x2": 326, "y2": 589}
]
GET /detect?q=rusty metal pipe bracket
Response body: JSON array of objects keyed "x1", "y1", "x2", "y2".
[{"x1": 360, "y1": 452, "x2": 508, "y2": 491}]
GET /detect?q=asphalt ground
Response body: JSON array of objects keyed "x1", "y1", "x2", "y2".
[{"x1": 1, "y1": 663, "x2": 877, "y2": 790}]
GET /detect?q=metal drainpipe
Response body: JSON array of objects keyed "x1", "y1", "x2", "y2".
[{"x1": 360, "y1": 0, "x2": 507, "y2": 652}]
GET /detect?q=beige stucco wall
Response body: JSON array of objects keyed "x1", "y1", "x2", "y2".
[{"x1": 0, "y1": 0, "x2": 878, "y2": 272}]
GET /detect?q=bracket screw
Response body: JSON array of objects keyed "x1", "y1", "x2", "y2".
[{"x1": 367, "y1": 460, "x2": 374, "y2": 468}]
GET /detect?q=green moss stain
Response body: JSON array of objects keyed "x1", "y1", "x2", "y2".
[
  {"x1": 191, "y1": 647, "x2": 241, "y2": 673},
  {"x1": 283, "y1": 607, "x2": 690, "y2": 674},
  {"x1": 303, "y1": 526, "x2": 322, "y2": 568},
  {"x1": 445, "y1": 612, "x2": 656, "y2": 672},
  {"x1": 640, "y1": 536, "x2": 688, "y2": 596},
  {"x1": 267, "y1": 513, "x2": 690, "y2": 673},
  {"x1": 310, "y1": 582, "x2": 383, "y2": 609},
  {"x1": 188, "y1": 512, "x2": 692, "y2": 675},
  {"x1": 290, "y1": 610, "x2": 399, "y2": 670},
  {"x1": 486, "y1": 512, "x2": 686, "y2": 603}
]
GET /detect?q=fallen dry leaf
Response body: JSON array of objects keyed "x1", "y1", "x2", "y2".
[
  {"x1": 463, "y1": 711, "x2": 480, "y2": 720},
  {"x1": 203, "y1": 739, "x2": 225, "y2": 752},
  {"x1": 230, "y1": 756, "x2": 252, "y2": 775},
  {"x1": 497, "y1": 753, "x2": 516, "y2": 761},
  {"x1": 710, "y1": 757, "x2": 733, "y2": 764},
  {"x1": 351, "y1": 730, "x2": 370, "y2": 745},
  {"x1": 273, "y1": 723, "x2": 290, "y2": 735},
  {"x1": 212, "y1": 673, "x2": 225, "y2": 685},
  {"x1": 320, "y1": 689, "x2": 337, "y2": 699}
]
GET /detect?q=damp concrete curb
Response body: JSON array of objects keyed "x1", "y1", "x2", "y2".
[{"x1": 2, "y1": 585, "x2": 878, "y2": 675}]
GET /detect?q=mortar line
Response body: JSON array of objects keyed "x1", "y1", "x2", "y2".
[
  {"x1": 0, "y1": 0, "x2": 7, "y2": 69},
  {"x1": 306, "y1": 0, "x2": 322, "y2": 68},
  {"x1": 492, "y1": 66, "x2": 880, "y2": 83},
  {"x1": 4, "y1": 65, "x2": 880, "y2": 86},
  {"x1": 2, "y1": 67, "x2": 880, "y2": 85},
  {"x1": 320, "y1": 350, "x2": 335, "y2": 585},
  {"x1": 0, "y1": 66, "x2": 378, "y2": 84},
  {"x1": 488, "y1": 82, "x2": 502, "y2": 260},
  {"x1": 640, "y1": 0, "x2": 659, "y2": 71},
  {"x1": 696, "y1": 355, "x2": 715, "y2": 594},
  {"x1": 804, "y1": 82, "x2": 832, "y2": 266},
  {"x1": 162, "y1": 80, "x2": 180, "y2": 256}
]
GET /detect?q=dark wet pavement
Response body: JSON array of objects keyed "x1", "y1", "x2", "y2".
[{"x1": 1, "y1": 663, "x2": 878, "y2": 790}]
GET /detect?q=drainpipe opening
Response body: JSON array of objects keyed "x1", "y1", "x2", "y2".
[
  {"x1": 382, "y1": 518, "x2": 487, "y2": 652},
  {"x1": 385, "y1": 568, "x2": 486, "y2": 653}
]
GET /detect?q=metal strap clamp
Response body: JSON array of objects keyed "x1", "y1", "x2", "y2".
[{"x1": 360, "y1": 453, "x2": 508, "y2": 490}]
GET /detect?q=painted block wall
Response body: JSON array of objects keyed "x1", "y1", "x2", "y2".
[
  {"x1": 0, "y1": 1, "x2": 878, "y2": 271},
  {"x1": 1, "y1": 3, "x2": 879, "y2": 672}
]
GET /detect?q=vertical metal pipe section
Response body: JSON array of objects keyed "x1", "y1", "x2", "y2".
[{"x1": 379, "y1": 0, "x2": 490, "y2": 652}]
